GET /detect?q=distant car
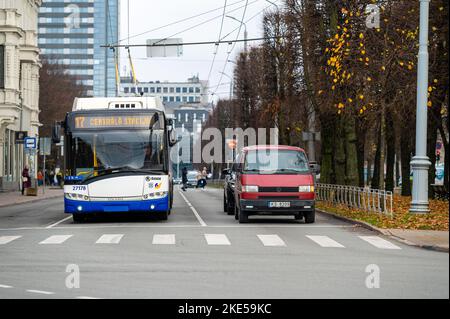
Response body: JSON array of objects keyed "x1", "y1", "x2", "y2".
[
  {"x1": 222, "y1": 168, "x2": 236, "y2": 215},
  {"x1": 233, "y1": 145, "x2": 316, "y2": 224},
  {"x1": 173, "y1": 177, "x2": 182, "y2": 185},
  {"x1": 186, "y1": 170, "x2": 198, "y2": 188}
]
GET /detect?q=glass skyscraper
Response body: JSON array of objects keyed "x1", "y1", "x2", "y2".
[{"x1": 38, "y1": 0, "x2": 119, "y2": 97}]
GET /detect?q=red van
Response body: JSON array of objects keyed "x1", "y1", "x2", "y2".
[{"x1": 233, "y1": 145, "x2": 315, "y2": 223}]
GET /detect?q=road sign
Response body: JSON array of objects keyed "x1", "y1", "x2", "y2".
[
  {"x1": 24, "y1": 137, "x2": 37, "y2": 149},
  {"x1": 147, "y1": 38, "x2": 183, "y2": 57},
  {"x1": 39, "y1": 137, "x2": 51, "y2": 156}
]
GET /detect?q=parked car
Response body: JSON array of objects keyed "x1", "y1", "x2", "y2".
[
  {"x1": 233, "y1": 145, "x2": 316, "y2": 224},
  {"x1": 222, "y1": 167, "x2": 236, "y2": 215}
]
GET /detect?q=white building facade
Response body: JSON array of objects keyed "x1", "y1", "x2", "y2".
[
  {"x1": 0, "y1": 0, "x2": 41, "y2": 191},
  {"x1": 121, "y1": 75, "x2": 209, "y2": 104}
]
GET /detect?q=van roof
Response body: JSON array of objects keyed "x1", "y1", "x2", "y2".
[{"x1": 242, "y1": 145, "x2": 305, "y2": 152}]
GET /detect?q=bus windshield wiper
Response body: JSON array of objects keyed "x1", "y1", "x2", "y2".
[{"x1": 84, "y1": 166, "x2": 163, "y2": 181}]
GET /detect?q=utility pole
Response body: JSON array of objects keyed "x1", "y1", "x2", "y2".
[
  {"x1": 219, "y1": 71, "x2": 233, "y2": 100},
  {"x1": 410, "y1": 0, "x2": 431, "y2": 213},
  {"x1": 226, "y1": 16, "x2": 247, "y2": 53}
]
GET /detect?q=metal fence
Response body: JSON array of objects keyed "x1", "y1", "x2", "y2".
[{"x1": 315, "y1": 183, "x2": 393, "y2": 217}]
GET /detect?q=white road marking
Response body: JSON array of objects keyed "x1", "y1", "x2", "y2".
[
  {"x1": 39, "y1": 235, "x2": 73, "y2": 245},
  {"x1": 306, "y1": 235, "x2": 345, "y2": 248},
  {"x1": 257, "y1": 234, "x2": 286, "y2": 247},
  {"x1": 178, "y1": 191, "x2": 207, "y2": 226},
  {"x1": 0, "y1": 224, "x2": 355, "y2": 231},
  {"x1": 46, "y1": 216, "x2": 72, "y2": 229},
  {"x1": 26, "y1": 289, "x2": 54, "y2": 295},
  {"x1": 0, "y1": 236, "x2": 22, "y2": 245},
  {"x1": 359, "y1": 236, "x2": 401, "y2": 250},
  {"x1": 152, "y1": 234, "x2": 176, "y2": 245},
  {"x1": 96, "y1": 234, "x2": 124, "y2": 244},
  {"x1": 0, "y1": 284, "x2": 12, "y2": 288},
  {"x1": 76, "y1": 296, "x2": 101, "y2": 299},
  {"x1": 204, "y1": 234, "x2": 231, "y2": 245}
]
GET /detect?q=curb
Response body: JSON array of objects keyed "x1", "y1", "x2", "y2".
[
  {"x1": 316, "y1": 208, "x2": 449, "y2": 253},
  {"x1": 0, "y1": 193, "x2": 62, "y2": 209}
]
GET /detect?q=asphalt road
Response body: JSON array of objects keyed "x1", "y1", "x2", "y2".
[{"x1": 0, "y1": 186, "x2": 448, "y2": 299}]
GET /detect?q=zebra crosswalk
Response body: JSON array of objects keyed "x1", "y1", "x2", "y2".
[{"x1": 0, "y1": 233, "x2": 403, "y2": 250}]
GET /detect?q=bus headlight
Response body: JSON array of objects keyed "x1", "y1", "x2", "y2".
[{"x1": 64, "y1": 193, "x2": 89, "y2": 201}]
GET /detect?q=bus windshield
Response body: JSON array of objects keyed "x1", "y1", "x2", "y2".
[{"x1": 68, "y1": 129, "x2": 165, "y2": 179}]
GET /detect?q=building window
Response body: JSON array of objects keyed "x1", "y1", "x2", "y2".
[
  {"x1": 188, "y1": 96, "x2": 194, "y2": 103},
  {"x1": 124, "y1": 87, "x2": 129, "y2": 93},
  {"x1": 0, "y1": 45, "x2": 4, "y2": 89},
  {"x1": 156, "y1": 87, "x2": 161, "y2": 93},
  {"x1": 189, "y1": 87, "x2": 194, "y2": 93},
  {"x1": 163, "y1": 96, "x2": 168, "y2": 102},
  {"x1": 202, "y1": 113, "x2": 206, "y2": 122},
  {"x1": 182, "y1": 87, "x2": 188, "y2": 93},
  {"x1": 163, "y1": 87, "x2": 168, "y2": 93},
  {"x1": 176, "y1": 96, "x2": 181, "y2": 102},
  {"x1": 144, "y1": 87, "x2": 149, "y2": 93},
  {"x1": 169, "y1": 87, "x2": 175, "y2": 93},
  {"x1": 182, "y1": 96, "x2": 187, "y2": 102},
  {"x1": 130, "y1": 87, "x2": 136, "y2": 93},
  {"x1": 195, "y1": 87, "x2": 201, "y2": 93},
  {"x1": 169, "y1": 96, "x2": 175, "y2": 102},
  {"x1": 150, "y1": 87, "x2": 155, "y2": 93},
  {"x1": 185, "y1": 113, "x2": 188, "y2": 122},
  {"x1": 176, "y1": 87, "x2": 181, "y2": 93}
]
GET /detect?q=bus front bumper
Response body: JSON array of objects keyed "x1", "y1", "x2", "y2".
[{"x1": 64, "y1": 197, "x2": 169, "y2": 214}]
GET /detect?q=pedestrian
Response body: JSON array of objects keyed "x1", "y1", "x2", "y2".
[
  {"x1": 49, "y1": 170, "x2": 55, "y2": 186},
  {"x1": 37, "y1": 170, "x2": 43, "y2": 186},
  {"x1": 181, "y1": 167, "x2": 188, "y2": 191},
  {"x1": 21, "y1": 164, "x2": 31, "y2": 195},
  {"x1": 195, "y1": 170, "x2": 202, "y2": 188},
  {"x1": 201, "y1": 167, "x2": 208, "y2": 189},
  {"x1": 56, "y1": 170, "x2": 63, "y2": 187}
]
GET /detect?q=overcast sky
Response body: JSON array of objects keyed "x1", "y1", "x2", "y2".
[{"x1": 118, "y1": 0, "x2": 281, "y2": 101}]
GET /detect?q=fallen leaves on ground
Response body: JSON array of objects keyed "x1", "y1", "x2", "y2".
[{"x1": 317, "y1": 195, "x2": 449, "y2": 231}]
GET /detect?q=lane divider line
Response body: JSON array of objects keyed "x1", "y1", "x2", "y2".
[{"x1": 178, "y1": 191, "x2": 207, "y2": 227}]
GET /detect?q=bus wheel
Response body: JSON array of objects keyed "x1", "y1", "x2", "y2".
[
  {"x1": 159, "y1": 210, "x2": 169, "y2": 221},
  {"x1": 72, "y1": 214, "x2": 84, "y2": 223}
]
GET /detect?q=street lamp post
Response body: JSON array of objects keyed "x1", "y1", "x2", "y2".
[
  {"x1": 219, "y1": 71, "x2": 233, "y2": 100},
  {"x1": 226, "y1": 15, "x2": 247, "y2": 53},
  {"x1": 410, "y1": 0, "x2": 431, "y2": 213}
]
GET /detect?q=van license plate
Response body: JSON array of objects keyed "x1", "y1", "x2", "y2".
[{"x1": 269, "y1": 202, "x2": 291, "y2": 208}]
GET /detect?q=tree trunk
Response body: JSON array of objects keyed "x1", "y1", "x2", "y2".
[
  {"x1": 335, "y1": 118, "x2": 346, "y2": 185},
  {"x1": 356, "y1": 118, "x2": 366, "y2": 187},
  {"x1": 385, "y1": 111, "x2": 395, "y2": 192},
  {"x1": 400, "y1": 126, "x2": 412, "y2": 196},
  {"x1": 378, "y1": 103, "x2": 386, "y2": 189},
  {"x1": 319, "y1": 115, "x2": 335, "y2": 184},
  {"x1": 344, "y1": 115, "x2": 359, "y2": 186},
  {"x1": 371, "y1": 125, "x2": 381, "y2": 190}
]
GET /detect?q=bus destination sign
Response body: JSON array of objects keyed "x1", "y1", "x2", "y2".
[{"x1": 73, "y1": 115, "x2": 154, "y2": 129}]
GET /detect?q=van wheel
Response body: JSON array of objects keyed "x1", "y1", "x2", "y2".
[
  {"x1": 223, "y1": 192, "x2": 228, "y2": 213},
  {"x1": 238, "y1": 209, "x2": 249, "y2": 224},
  {"x1": 72, "y1": 214, "x2": 84, "y2": 223},
  {"x1": 304, "y1": 211, "x2": 315, "y2": 224},
  {"x1": 295, "y1": 213, "x2": 303, "y2": 220}
]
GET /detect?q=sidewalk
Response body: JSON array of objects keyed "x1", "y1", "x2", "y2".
[
  {"x1": 317, "y1": 209, "x2": 449, "y2": 252},
  {"x1": 0, "y1": 187, "x2": 63, "y2": 208},
  {"x1": 383, "y1": 229, "x2": 449, "y2": 252}
]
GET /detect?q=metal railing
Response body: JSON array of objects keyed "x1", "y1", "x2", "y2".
[{"x1": 316, "y1": 183, "x2": 393, "y2": 217}]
